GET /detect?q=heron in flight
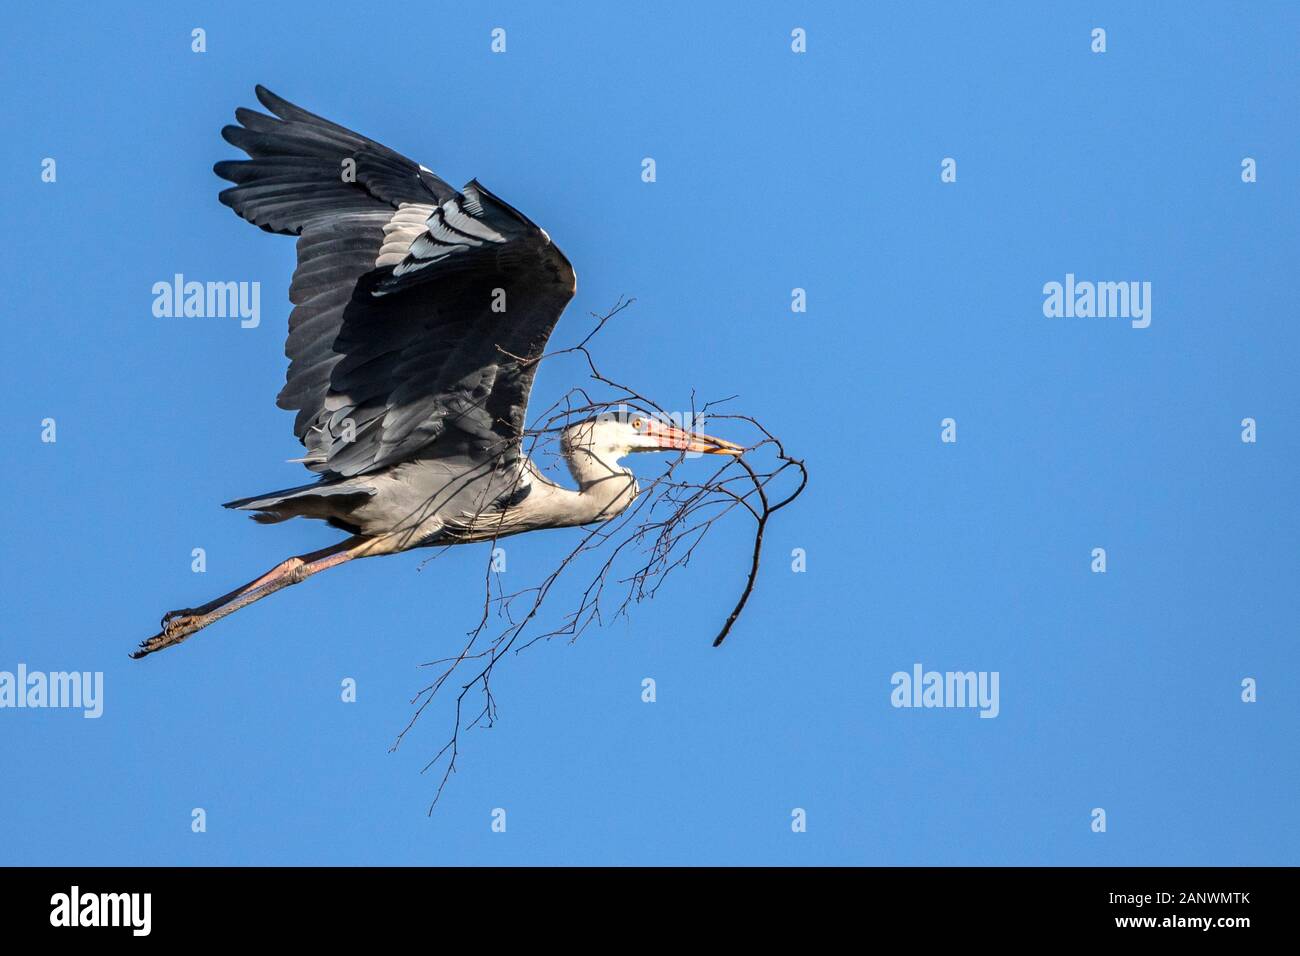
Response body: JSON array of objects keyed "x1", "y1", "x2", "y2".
[{"x1": 134, "y1": 87, "x2": 741, "y2": 659}]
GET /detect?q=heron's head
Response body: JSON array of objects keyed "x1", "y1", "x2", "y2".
[{"x1": 562, "y1": 413, "x2": 743, "y2": 462}]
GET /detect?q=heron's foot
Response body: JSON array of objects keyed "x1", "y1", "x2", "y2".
[
  {"x1": 160, "y1": 607, "x2": 197, "y2": 629},
  {"x1": 132, "y1": 538, "x2": 370, "y2": 661},
  {"x1": 132, "y1": 611, "x2": 207, "y2": 660}
]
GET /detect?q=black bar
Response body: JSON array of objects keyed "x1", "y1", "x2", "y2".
[{"x1": 0, "y1": 866, "x2": 1279, "y2": 939}]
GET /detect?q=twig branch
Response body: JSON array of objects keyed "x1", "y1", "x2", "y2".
[{"x1": 401, "y1": 296, "x2": 807, "y2": 812}]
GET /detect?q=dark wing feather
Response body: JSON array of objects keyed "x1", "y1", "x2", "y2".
[
  {"x1": 214, "y1": 85, "x2": 455, "y2": 232},
  {"x1": 214, "y1": 88, "x2": 576, "y2": 479}
]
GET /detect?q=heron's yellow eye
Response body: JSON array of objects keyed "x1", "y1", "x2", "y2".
[{"x1": 632, "y1": 418, "x2": 643, "y2": 430}]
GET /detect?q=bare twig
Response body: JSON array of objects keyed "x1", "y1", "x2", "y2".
[{"x1": 397, "y1": 297, "x2": 807, "y2": 812}]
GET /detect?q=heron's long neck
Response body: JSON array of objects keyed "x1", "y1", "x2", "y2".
[{"x1": 548, "y1": 446, "x2": 639, "y2": 527}]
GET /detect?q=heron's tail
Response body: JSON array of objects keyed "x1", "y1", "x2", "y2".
[{"x1": 223, "y1": 480, "x2": 375, "y2": 527}]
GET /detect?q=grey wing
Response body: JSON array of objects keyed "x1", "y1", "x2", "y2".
[
  {"x1": 213, "y1": 85, "x2": 456, "y2": 232},
  {"x1": 214, "y1": 87, "x2": 576, "y2": 479}
]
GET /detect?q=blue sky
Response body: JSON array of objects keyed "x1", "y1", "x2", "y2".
[{"x1": 1, "y1": 1, "x2": 1297, "y2": 865}]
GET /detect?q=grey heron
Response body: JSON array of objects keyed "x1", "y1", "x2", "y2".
[{"x1": 133, "y1": 87, "x2": 741, "y2": 659}]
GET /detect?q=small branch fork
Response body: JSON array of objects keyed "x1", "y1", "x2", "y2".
[{"x1": 400, "y1": 297, "x2": 808, "y2": 812}]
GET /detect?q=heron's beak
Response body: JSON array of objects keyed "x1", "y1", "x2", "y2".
[{"x1": 645, "y1": 421, "x2": 744, "y2": 456}]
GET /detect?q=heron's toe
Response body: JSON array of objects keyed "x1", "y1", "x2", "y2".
[
  {"x1": 160, "y1": 608, "x2": 195, "y2": 629},
  {"x1": 162, "y1": 614, "x2": 199, "y2": 637},
  {"x1": 133, "y1": 615, "x2": 201, "y2": 660},
  {"x1": 131, "y1": 634, "x2": 163, "y2": 659}
]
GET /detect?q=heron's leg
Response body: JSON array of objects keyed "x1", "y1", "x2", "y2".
[
  {"x1": 133, "y1": 536, "x2": 375, "y2": 659},
  {"x1": 160, "y1": 556, "x2": 318, "y2": 624}
]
